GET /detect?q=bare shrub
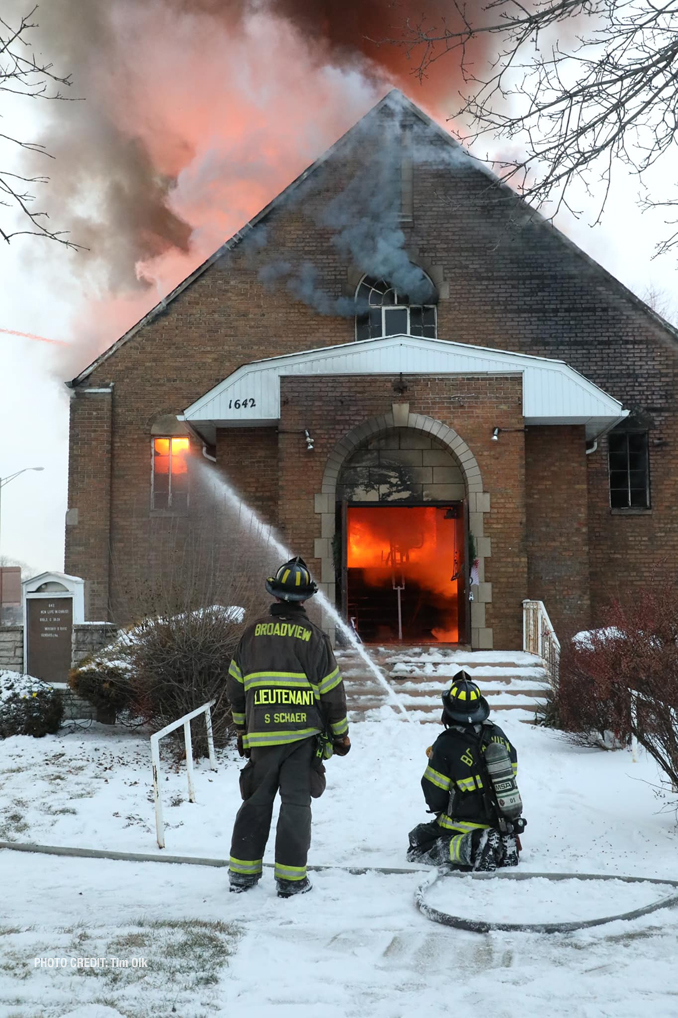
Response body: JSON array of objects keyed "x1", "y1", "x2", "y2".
[
  {"x1": 553, "y1": 590, "x2": 678, "y2": 786},
  {"x1": 68, "y1": 661, "x2": 134, "y2": 725},
  {"x1": 100, "y1": 485, "x2": 284, "y2": 756}
]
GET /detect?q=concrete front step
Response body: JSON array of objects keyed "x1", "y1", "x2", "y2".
[
  {"x1": 346, "y1": 684, "x2": 547, "y2": 699},
  {"x1": 348, "y1": 701, "x2": 544, "y2": 715},
  {"x1": 338, "y1": 645, "x2": 550, "y2": 719}
]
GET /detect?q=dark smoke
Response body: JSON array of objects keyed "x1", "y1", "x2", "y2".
[{"x1": 18, "y1": 0, "x2": 481, "y2": 295}]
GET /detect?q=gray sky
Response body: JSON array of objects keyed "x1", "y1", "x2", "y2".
[{"x1": 1, "y1": 81, "x2": 676, "y2": 577}]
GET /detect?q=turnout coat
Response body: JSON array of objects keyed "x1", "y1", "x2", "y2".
[
  {"x1": 227, "y1": 602, "x2": 348, "y2": 751},
  {"x1": 422, "y1": 720, "x2": 518, "y2": 836}
]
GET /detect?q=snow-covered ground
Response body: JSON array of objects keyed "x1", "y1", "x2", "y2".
[{"x1": 1, "y1": 711, "x2": 678, "y2": 1017}]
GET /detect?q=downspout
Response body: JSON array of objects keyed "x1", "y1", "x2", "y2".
[
  {"x1": 585, "y1": 439, "x2": 598, "y2": 456},
  {"x1": 202, "y1": 444, "x2": 217, "y2": 463}
]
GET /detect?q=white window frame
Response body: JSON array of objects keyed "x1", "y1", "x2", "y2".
[
  {"x1": 151, "y1": 436, "x2": 190, "y2": 511},
  {"x1": 354, "y1": 276, "x2": 437, "y2": 341}
]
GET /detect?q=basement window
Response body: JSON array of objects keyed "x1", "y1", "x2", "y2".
[
  {"x1": 608, "y1": 430, "x2": 650, "y2": 509},
  {"x1": 152, "y1": 437, "x2": 189, "y2": 510},
  {"x1": 355, "y1": 276, "x2": 437, "y2": 341}
]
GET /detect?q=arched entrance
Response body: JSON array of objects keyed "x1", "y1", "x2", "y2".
[{"x1": 314, "y1": 407, "x2": 493, "y2": 648}]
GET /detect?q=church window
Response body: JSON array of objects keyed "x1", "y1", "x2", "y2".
[
  {"x1": 608, "y1": 429, "x2": 649, "y2": 509},
  {"x1": 152, "y1": 437, "x2": 189, "y2": 510},
  {"x1": 355, "y1": 276, "x2": 437, "y2": 341}
]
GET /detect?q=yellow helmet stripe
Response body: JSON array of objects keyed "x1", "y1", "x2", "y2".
[{"x1": 282, "y1": 569, "x2": 291, "y2": 584}]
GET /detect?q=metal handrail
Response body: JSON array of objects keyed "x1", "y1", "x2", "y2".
[
  {"x1": 522, "y1": 599, "x2": 561, "y2": 685},
  {"x1": 151, "y1": 699, "x2": 218, "y2": 849}
]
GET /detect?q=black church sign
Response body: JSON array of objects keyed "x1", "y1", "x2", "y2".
[
  {"x1": 22, "y1": 572, "x2": 85, "y2": 685},
  {"x1": 26, "y1": 597, "x2": 73, "y2": 683}
]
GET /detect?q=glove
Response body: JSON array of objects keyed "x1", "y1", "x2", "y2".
[
  {"x1": 236, "y1": 730, "x2": 250, "y2": 758},
  {"x1": 332, "y1": 735, "x2": 351, "y2": 756}
]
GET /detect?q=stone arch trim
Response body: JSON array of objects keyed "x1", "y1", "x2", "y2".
[{"x1": 313, "y1": 408, "x2": 493, "y2": 649}]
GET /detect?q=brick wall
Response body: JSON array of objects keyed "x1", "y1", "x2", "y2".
[
  {"x1": 216, "y1": 427, "x2": 279, "y2": 525},
  {"x1": 65, "y1": 390, "x2": 113, "y2": 619},
  {"x1": 278, "y1": 373, "x2": 527, "y2": 650},
  {"x1": 525, "y1": 426, "x2": 591, "y2": 639},
  {"x1": 65, "y1": 98, "x2": 678, "y2": 639}
]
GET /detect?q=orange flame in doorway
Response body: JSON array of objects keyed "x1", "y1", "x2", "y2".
[{"x1": 347, "y1": 505, "x2": 462, "y2": 643}]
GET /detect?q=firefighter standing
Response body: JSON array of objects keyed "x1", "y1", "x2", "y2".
[
  {"x1": 407, "y1": 671, "x2": 525, "y2": 871},
  {"x1": 227, "y1": 557, "x2": 350, "y2": 897}
]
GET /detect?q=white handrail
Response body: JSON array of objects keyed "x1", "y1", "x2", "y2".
[
  {"x1": 522, "y1": 599, "x2": 561, "y2": 685},
  {"x1": 151, "y1": 699, "x2": 218, "y2": 850}
]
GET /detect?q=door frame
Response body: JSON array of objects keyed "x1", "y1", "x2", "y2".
[{"x1": 340, "y1": 499, "x2": 468, "y2": 645}]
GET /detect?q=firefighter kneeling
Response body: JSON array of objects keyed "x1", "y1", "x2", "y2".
[{"x1": 407, "y1": 672, "x2": 526, "y2": 872}]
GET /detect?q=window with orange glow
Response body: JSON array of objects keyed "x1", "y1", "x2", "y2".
[{"x1": 152, "y1": 437, "x2": 190, "y2": 510}]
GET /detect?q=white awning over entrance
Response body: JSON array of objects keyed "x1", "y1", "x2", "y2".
[{"x1": 180, "y1": 334, "x2": 627, "y2": 442}]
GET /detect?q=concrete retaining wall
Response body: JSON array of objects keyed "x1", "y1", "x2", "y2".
[{"x1": 0, "y1": 621, "x2": 119, "y2": 722}]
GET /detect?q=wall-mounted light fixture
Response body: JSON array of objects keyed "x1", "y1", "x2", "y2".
[
  {"x1": 491, "y1": 426, "x2": 527, "y2": 441},
  {"x1": 304, "y1": 430, "x2": 315, "y2": 452}
]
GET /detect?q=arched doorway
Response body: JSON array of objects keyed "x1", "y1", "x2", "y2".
[
  {"x1": 337, "y1": 427, "x2": 465, "y2": 643},
  {"x1": 315, "y1": 408, "x2": 491, "y2": 648}
]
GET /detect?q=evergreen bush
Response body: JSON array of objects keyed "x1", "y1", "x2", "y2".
[{"x1": 0, "y1": 671, "x2": 64, "y2": 738}]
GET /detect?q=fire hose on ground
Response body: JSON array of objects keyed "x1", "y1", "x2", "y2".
[{"x1": 1, "y1": 839, "x2": 678, "y2": 935}]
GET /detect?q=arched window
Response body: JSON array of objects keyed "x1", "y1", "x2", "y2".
[{"x1": 355, "y1": 275, "x2": 437, "y2": 341}]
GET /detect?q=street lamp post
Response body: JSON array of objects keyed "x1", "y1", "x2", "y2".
[{"x1": 0, "y1": 467, "x2": 44, "y2": 621}]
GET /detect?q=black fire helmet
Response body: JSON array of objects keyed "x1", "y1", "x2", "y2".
[
  {"x1": 265, "y1": 556, "x2": 318, "y2": 602},
  {"x1": 441, "y1": 669, "x2": 490, "y2": 725}
]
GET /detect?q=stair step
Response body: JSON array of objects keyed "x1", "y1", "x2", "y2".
[
  {"x1": 348, "y1": 702, "x2": 542, "y2": 716},
  {"x1": 338, "y1": 645, "x2": 550, "y2": 719}
]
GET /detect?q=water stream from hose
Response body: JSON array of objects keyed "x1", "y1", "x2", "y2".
[{"x1": 200, "y1": 463, "x2": 410, "y2": 720}]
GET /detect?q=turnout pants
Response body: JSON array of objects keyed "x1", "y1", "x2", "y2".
[
  {"x1": 230, "y1": 737, "x2": 315, "y2": 885},
  {"x1": 407, "y1": 819, "x2": 519, "y2": 870}
]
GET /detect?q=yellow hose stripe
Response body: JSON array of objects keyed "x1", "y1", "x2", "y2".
[
  {"x1": 423, "y1": 765, "x2": 451, "y2": 791},
  {"x1": 229, "y1": 857, "x2": 263, "y2": 875},
  {"x1": 438, "y1": 814, "x2": 489, "y2": 833},
  {"x1": 243, "y1": 728, "x2": 320, "y2": 748},
  {"x1": 318, "y1": 668, "x2": 342, "y2": 694},
  {"x1": 274, "y1": 862, "x2": 307, "y2": 880}
]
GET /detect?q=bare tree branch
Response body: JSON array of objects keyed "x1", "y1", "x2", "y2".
[
  {"x1": 1, "y1": 5, "x2": 83, "y2": 248},
  {"x1": 393, "y1": 0, "x2": 678, "y2": 255}
]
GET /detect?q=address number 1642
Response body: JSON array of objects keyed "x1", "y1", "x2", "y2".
[{"x1": 228, "y1": 398, "x2": 256, "y2": 409}]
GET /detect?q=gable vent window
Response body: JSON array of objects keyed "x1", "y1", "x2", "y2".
[
  {"x1": 608, "y1": 430, "x2": 650, "y2": 509},
  {"x1": 152, "y1": 437, "x2": 189, "y2": 510},
  {"x1": 355, "y1": 276, "x2": 437, "y2": 341}
]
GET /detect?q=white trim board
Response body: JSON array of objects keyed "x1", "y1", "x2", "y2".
[{"x1": 181, "y1": 334, "x2": 627, "y2": 441}]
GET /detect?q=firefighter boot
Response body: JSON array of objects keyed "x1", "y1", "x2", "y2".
[
  {"x1": 229, "y1": 873, "x2": 261, "y2": 893},
  {"x1": 276, "y1": 876, "x2": 313, "y2": 898},
  {"x1": 501, "y1": 834, "x2": 519, "y2": 867},
  {"x1": 473, "y1": 829, "x2": 503, "y2": 872}
]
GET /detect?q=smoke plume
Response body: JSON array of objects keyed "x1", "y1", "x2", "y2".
[{"x1": 10, "y1": 0, "x2": 484, "y2": 369}]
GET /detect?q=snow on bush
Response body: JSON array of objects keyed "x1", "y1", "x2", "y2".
[
  {"x1": 69, "y1": 605, "x2": 247, "y2": 753},
  {"x1": 0, "y1": 670, "x2": 63, "y2": 738}
]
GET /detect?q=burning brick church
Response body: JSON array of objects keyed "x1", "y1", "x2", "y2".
[{"x1": 65, "y1": 91, "x2": 678, "y2": 651}]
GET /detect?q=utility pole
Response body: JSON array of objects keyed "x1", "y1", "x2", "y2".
[{"x1": 0, "y1": 467, "x2": 44, "y2": 621}]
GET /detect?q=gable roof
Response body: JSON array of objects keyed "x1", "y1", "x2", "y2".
[
  {"x1": 68, "y1": 89, "x2": 678, "y2": 387},
  {"x1": 179, "y1": 333, "x2": 628, "y2": 442}
]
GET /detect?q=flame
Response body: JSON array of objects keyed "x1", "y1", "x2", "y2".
[
  {"x1": 153, "y1": 436, "x2": 189, "y2": 474},
  {"x1": 347, "y1": 505, "x2": 462, "y2": 643},
  {"x1": 51, "y1": 2, "x2": 487, "y2": 373}
]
